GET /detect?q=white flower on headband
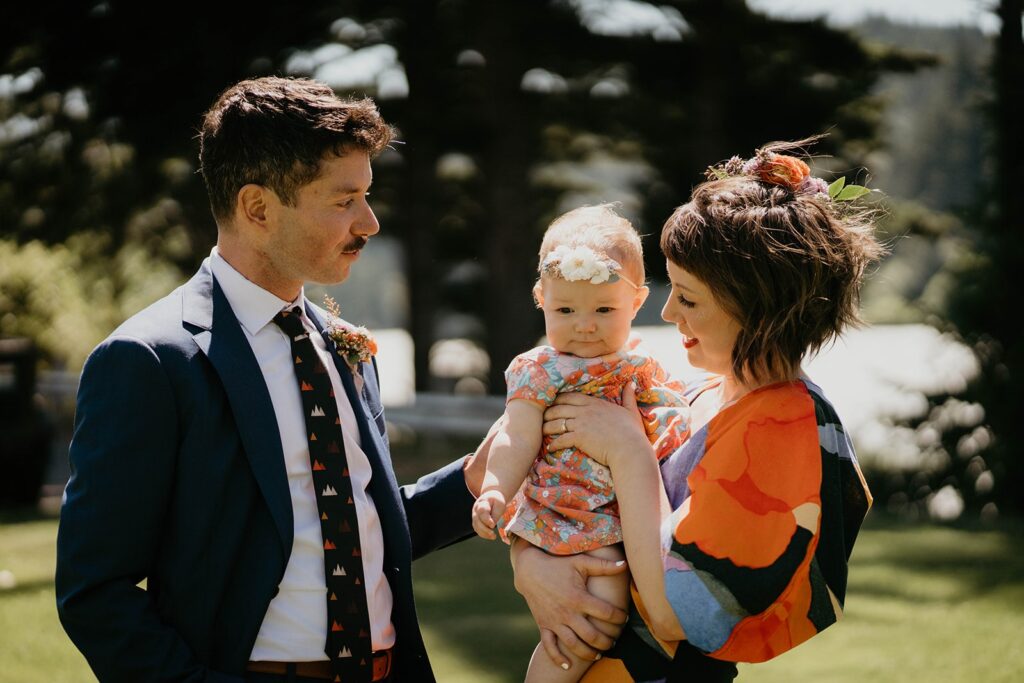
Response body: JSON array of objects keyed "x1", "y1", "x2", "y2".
[{"x1": 542, "y1": 245, "x2": 621, "y2": 284}]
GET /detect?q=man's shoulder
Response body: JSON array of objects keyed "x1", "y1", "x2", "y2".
[{"x1": 97, "y1": 281, "x2": 195, "y2": 359}]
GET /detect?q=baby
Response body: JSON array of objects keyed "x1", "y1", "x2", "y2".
[{"x1": 472, "y1": 205, "x2": 690, "y2": 682}]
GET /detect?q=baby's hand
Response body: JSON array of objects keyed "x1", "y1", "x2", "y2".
[{"x1": 472, "y1": 490, "x2": 507, "y2": 540}]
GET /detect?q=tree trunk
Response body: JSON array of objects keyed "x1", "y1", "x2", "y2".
[{"x1": 478, "y1": 4, "x2": 545, "y2": 393}]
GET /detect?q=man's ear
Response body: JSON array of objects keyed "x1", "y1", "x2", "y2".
[
  {"x1": 631, "y1": 285, "x2": 650, "y2": 317},
  {"x1": 532, "y1": 281, "x2": 544, "y2": 309},
  {"x1": 236, "y1": 184, "x2": 273, "y2": 231}
]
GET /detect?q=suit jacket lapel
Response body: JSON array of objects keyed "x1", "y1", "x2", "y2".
[
  {"x1": 304, "y1": 303, "x2": 404, "y2": 508},
  {"x1": 182, "y1": 261, "x2": 294, "y2": 556}
]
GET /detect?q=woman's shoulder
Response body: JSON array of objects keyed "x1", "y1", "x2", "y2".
[{"x1": 734, "y1": 378, "x2": 848, "y2": 432}]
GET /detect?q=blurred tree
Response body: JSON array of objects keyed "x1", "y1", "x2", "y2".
[
  {"x1": 1, "y1": 0, "x2": 925, "y2": 395},
  {"x1": 348, "y1": 0, "x2": 926, "y2": 390},
  {"x1": 0, "y1": 1, "x2": 348, "y2": 253},
  {"x1": 943, "y1": 0, "x2": 1024, "y2": 516}
]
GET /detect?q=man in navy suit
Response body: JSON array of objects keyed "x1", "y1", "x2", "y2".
[{"x1": 55, "y1": 77, "x2": 488, "y2": 682}]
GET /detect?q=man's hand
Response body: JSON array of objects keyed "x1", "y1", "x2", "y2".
[
  {"x1": 511, "y1": 540, "x2": 628, "y2": 668},
  {"x1": 472, "y1": 490, "x2": 506, "y2": 540}
]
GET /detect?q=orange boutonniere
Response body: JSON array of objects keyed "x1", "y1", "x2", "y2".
[{"x1": 323, "y1": 295, "x2": 377, "y2": 375}]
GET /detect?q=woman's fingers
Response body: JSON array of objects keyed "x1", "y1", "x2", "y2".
[
  {"x1": 621, "y1": 382, "x2": 638, "y2": 411},
  {"x1": 571, "y1": 554, "x2": 629, "y2": 623},
  {"x1": 541, "y1": 414, "x2": 574, "y2": 436},
  {"x1": 546, "y1": 433, "x2": 576, "y2": 452},
  {"x1": 554, "y1": 623, "x2": 601, "y2": 662},
  {"x1": 540, "y1": 628, "x2": 571, "y2": 670}
]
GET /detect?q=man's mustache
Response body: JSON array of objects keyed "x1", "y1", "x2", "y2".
[{"x1": 342, "y1": 236, "x2": 368, "y2": 252}]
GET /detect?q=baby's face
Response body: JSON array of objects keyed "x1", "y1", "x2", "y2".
[{"x1": 537, "y1": 276, "x2": 647, "y2": 358}]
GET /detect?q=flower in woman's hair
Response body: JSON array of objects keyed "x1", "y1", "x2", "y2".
[
  {"x1": 721, "y1": 155, "x2": 746, "y2": 175},
  {"x1": 798, "y1": 175, "x2": 830, "y2": 196},
  {"x1": 756, "y1": 154, "x2": 811, "y2": 190},
  {"x1": 323, "y1": 295, "x2": 377, "y2": 372}
]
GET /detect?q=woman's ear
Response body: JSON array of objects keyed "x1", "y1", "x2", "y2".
[{"x1": 631, "y1": 285, "x2": 650, "y2": 317}]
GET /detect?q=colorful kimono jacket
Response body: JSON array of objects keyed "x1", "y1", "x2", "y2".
[{"x1": 604, "y1": 377, "x2": 871, "y2": 682}]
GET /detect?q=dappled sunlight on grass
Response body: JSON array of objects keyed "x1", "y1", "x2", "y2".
[
  {"x1": 4, "y1": 504, "x2": 1023, "y2": 682},
  {"x1": 742, "y1": 518, "x2": 1024, "y2": 683}
]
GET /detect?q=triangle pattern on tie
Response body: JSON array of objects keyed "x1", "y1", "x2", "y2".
[{"x1": 272, "y1": 307, "x2": 373, "y2": 682}]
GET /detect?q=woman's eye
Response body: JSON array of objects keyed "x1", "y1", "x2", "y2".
[{"x1": 677, "y1": 295, "x2": 696, "y2": 308}]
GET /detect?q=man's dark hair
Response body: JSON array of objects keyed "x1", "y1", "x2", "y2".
[{"x1": 198, "y1": 77, "x2": 394, "y2": 223}]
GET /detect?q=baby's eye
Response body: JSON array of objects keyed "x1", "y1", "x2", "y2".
[
  {"x1": 556, "y1": 307, "x2": 573, "y2": 314},
  {"x1": 597, "y1": 307, "x2": 615, "y2": 314}
]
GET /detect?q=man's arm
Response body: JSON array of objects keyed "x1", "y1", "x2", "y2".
[
  {"x1": 395, "y1": 406, "x2": 505, "y2": 559},
  {"x1": 56, "y1": 337, "x2": 242, "y2": 683}
]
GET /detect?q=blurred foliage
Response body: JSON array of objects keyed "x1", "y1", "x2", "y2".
[
  {"x1": 857, "y1": 2, "x2": 1024, "y2": 519},
  {"x1": 859, "y1": 19, "x2": 991, "y2": 211},
  {"x1": 941, "y1": 0, "x2": 1024, "y2": 517},
  {"x1": 0, "y1": 235, "x2": 186, "y2": 369},
  {"x1": 4, "y1": 1, "x2": 1020, "y2": 517},
  {"x1": 0, "y1": 0, "x2": 926, "y2": 384}
]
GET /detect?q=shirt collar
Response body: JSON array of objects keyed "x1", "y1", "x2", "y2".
[{"x1": 209, "y1": 247, "x2": 304, "y2": 336}]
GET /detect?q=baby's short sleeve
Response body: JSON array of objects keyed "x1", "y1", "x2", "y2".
[{"x1": 504, "y1": 349, "x2": 561, "y2": 407}]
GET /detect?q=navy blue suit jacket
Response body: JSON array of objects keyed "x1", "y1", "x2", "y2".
[{"x1": 56, "y1": 261, "x2": 475, "y2": 682}]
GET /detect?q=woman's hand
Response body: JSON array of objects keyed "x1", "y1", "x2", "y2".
[
  {"x1": 511, "y1": 540, "x2": 629, "y2": 667},
  {"x1": 542, "y1": 383, "x2": 650, "y2": 467}
]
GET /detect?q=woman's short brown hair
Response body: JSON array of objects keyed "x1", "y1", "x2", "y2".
[
  {"x1": 660, "y1": 142, "x2": 884, "y2": 384},
  {"x1": 199, "y1": 77, "x2": 395, "y2": 223}
]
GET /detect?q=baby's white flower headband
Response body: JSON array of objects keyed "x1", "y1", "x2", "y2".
[{"x1": 540, "y1": 244, "x2": 640, "y2": 289}]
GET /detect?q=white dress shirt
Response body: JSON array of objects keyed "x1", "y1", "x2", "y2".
[{"x1": 210, "y1": 248, "x2": 395, "y2": 661}]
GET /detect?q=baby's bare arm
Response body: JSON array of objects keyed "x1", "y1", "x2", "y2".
[{"x1": 472, "y1": 399, "x2": 544, "y2": 539}]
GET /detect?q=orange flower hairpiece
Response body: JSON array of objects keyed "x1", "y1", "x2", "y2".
[
  {"x1": 708, "y1": 150, "x2": 872, "y2": 202},
  {"x1": 755, "y1": 155, "x2": 810, "y2": 191}
]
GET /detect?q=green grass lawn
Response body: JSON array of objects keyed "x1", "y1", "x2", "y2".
[{"x1": 3, "y1": 508, "x2": 1022, "y2": 683}]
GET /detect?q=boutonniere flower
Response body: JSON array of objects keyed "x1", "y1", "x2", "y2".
[{"x1": 323, "y1": 295, "x2": 377, "y2": 375}]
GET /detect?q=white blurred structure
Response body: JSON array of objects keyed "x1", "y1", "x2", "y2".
[{"x1": 376, "y1": 324, "x2": 981, "y2": 475}]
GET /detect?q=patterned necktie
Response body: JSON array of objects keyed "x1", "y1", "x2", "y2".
[{"x1": 273, "y1": 307, "x2": 373, "y2": 683}]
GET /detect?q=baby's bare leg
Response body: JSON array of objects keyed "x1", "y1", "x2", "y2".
[{"x1": 523, "y1": 544, "x2": 629, "y2": 683}]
